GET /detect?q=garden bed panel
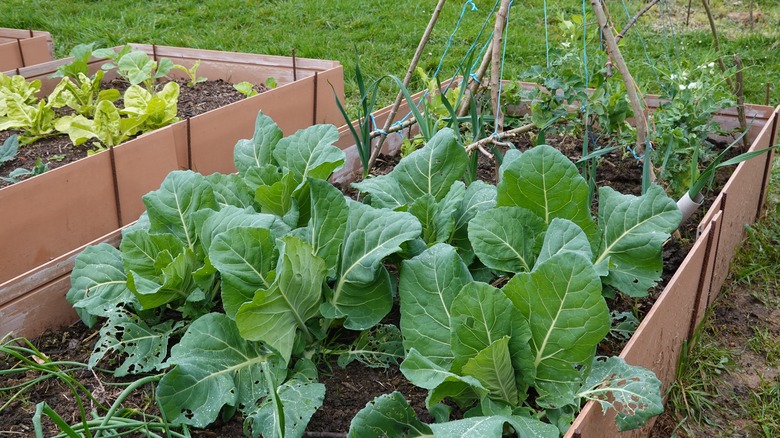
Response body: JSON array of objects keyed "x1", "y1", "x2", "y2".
[
  {"x1": 0, "y1": 229, "x2": 123, "y2": 339},
  {"x1": 0, "y1": 151, "x2": 119, "y2": 285},
  {"x1": 692, "y1": 210, "x2": 722, "y2": 328},
  {"x1": 706, "y1": 107, "x2": 778, "y2": 301},
  {"x1": 188, "y1": 70, "x2": 343, "y2": 175},
  {"x1": 566, "y1": 223, "x2": 715, "y2": 438},
  {"x1": 113, "y1": 126, "x2": 180, "y2": 225},
  {"x1": 0, "y1": 28, "x2": 53, "y2": 71}
]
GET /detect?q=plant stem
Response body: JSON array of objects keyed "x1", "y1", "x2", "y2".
[{"x1": 366, "y1": 0, "x2": 447, "y2": 171}]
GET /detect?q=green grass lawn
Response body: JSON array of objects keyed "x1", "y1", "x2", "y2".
[{"x1": 1, "y1": 0, "x2": 778, "y2": 109}]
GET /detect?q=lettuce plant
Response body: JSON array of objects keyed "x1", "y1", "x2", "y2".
[
  {"x1": 1, "y1": 74, "x2": 55, "y2": 143},
  {"x1": 94, "y1": 46, "x2": 176, "y2": 92},
  {"x1": 48, "y1": 70, "x2": 120, "y2": 118},
  {"x1": 55, "y1": 81, "x2": 180, "y2": 151},
  {"x1": 0, "y1": 94, "x2": 57, "y2": 144},
  {"x1": 0, "y1": 73, "x2": 42, "y2": 113}
]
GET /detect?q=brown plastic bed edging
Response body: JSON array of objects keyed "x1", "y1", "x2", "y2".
[
  {"x1": 0, "y1": 28, "x2": 53, "y2": 71},
  {"x1": 0, "y1": 45, "x2": 344, "y2": 289}
]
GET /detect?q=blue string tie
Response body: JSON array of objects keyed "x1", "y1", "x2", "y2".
[
  {"x1": 469, "y1": 73, "x2": 482, "y2": 85},
  {"x1": 627, "y1": 145, "x2": 645, "y2": 161},
  {"x1": 466, "y1": 0, "x2": 478, "y2": 11},
  {"x1": 391, "y1": 121, "x2": 405, "y2": 138}
]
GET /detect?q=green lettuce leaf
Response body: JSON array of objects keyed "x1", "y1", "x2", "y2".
[
  {"x1": 353, "y1": 128, "x2": 468, "y2": 209},
  {"x1": 143, "y1": 170, "x2": 217, "y2": 250},
  {"x1": 468, "y1": 206, "x2": 547, "y2": 273},
  {"x1": 234, "y1": 111, "x2": 283, "y2": 174},
  {"x1": 497, "y1": 144, "x2": 596, "y2": 240},
  {"x1": 66, "y1": 243, "x2": 136, "y2": 327},
  {"x1": 322, "y1": 201, "x2": 421, "y2": 329},
  {"x1": 578, "y1": 356, "x2": 663, "y2": 431},
  {"x1": 450, "y1": 282, "x2": 535, "y2": 386},
  {"x1": 272, "y1": 123, "x2": 344, "y2": 188},
  {"x1": 347, "y1": 392, "x2": 433, "y2": 438},
  {"x1": 209, "y1": 226, "x2": 276, "y2": 318},
  {"x1": 461, "y1": 337, "x2": 518, "y2": 405},
  {"x1": 307, "y1": 178, "x2": 348, "y2": 276}
]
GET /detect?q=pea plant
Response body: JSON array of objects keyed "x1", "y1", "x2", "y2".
[{"x1": 650, "y1": 61, "x2": 736, "y2": 199}]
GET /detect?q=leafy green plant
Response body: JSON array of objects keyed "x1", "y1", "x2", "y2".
[
  {"x1": 95, "y1": 46, "x2": 175, "y2": 92},
  {"x1": 0, "y1": 95, "x2": 57, "y2": 144},
  {"x1": 666, "y1": 315, "x2": 734, "y2": 436},
  {"x1": 48, "y1": 70, "x2": 121, "y2": 118},
  {"x1": 1, "y1": 157, "x2": 48, "y2": 183},
  {"x1": 686, "y1": 126, "x2": 776, "y2": 200},
  {"x1": 64, "y1": 112, "x2": 423, "y2": 436},
  {"x1": 233, "y1": 81, "x2": 258, "y2": 97},
  {"x1": 62, "y1": 113, "x2": 678, "y2": 436},
  {"x1": 51, "y1": 42, "x2": 98, "y2": 81},
  {"x1": 348, "y1": 132, "x2": 678, "y2": 434},
  {"x1": 172, "y1": 59, "x2": 207, "y2": 87},
  {"x1": 0, "y1": 134, "x2": 19, "y2": 164},
  {"x1": 1, "y1": 334, "x2": 190, "y2": 438},
  {"x1": 651, "y1": 61, "x2": 736, "y2": 198},
  {"x1": 333, "y1": 54, "x2": 382, "y2": 177},
  {"x1": 55, "y1": 81, "x2": 180, "y2": 151},
  {"x1": 0, "y1": 73, "x2": 42, "y2": 110}
]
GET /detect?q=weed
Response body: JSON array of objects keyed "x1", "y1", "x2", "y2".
[
  {"x1": 744, "y1": 377, "x2": 780, "y2": 437},
  {"x1": 665, "y1": 315, "x2": 735, "y2": 435},
  {"x1": 747, "y1": 327, "x2": 780, "y2": 366}
]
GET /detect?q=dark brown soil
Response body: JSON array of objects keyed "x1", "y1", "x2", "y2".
[
  {"x1": 0, "y1": 127, "x2": 742, "y2": 437},
  {"x1": 0, "y1": 78, "x2": 266, "y2": 189}
]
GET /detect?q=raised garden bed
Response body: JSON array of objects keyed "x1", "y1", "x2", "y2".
[
  {"x1": 331, "y1": 87, "x2": 780, "y2": 437},
  {"x1": 1, "y1": 80, "x2": 777, "y2": 436},
  {"x1": 0, "y1": 28, "x2": 53, "y2": 71},
  {"x1": 0, "y1": 44, "x2": 344, "y2": 338}
]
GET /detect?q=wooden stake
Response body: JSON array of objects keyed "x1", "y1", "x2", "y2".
[
  {"x1": 465, "y1": 122, "x2": 536, "y2": 153},
  {"x1": 701, "y1": 0, "x2": 734, "y2": 91},
  {"x1": 616, "y1": 0, "x2": 660, "y2": 43},
  {"x1": 490, "y1": 0, "x2": 512, "y2": 135},
  {"x1": 767, "y1": 82, "x2": 771, "y2": 106},
  {"x1": 591, "y1": 0, "x2": 648, "y2": 156},
  {"x1": 366, "y1": 0, "x2": 447, "y2": 171},
  {"x1": 734, "y1": 54, "x2": 748, "y2": 149}
]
